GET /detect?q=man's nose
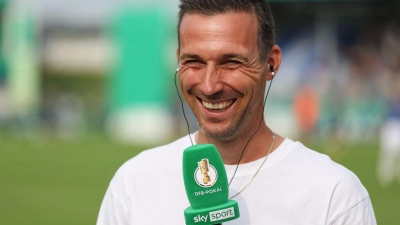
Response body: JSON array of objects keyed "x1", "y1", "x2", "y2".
[{"x1": 200, "y1": 64, "x2": 223, "y2": 96}]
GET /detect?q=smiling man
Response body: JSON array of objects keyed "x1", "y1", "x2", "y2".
[
  {"x1": 178, "y1": 11, "x2": 282, "y2": 165},
  {"x1": 97, "y1": 1, "x2": 376, "y2": 224}
]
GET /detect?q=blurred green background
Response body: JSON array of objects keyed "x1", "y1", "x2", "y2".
[
  {"x1": 1, "y1": 136, "x2": 399, "y2": 224},
  {"x1": 0, "y1": 0, "x2": 399, "y2": 224}
]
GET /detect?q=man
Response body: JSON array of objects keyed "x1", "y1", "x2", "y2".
[{"x1": 97, "y1": 0, "x2": 376, "y2": 224}]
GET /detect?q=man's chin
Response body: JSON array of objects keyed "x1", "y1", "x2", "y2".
[{"x1": 199, "y1": 126, "x2": 236, "y2": 141}]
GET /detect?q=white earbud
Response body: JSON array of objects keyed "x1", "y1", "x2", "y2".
[{"x1": 268, "y1": 64, "x2": 275, "y2": 76}]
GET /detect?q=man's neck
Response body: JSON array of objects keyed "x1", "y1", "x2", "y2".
[{"x1": 196, "y1": 125, "x2": 282, "y2": 165}]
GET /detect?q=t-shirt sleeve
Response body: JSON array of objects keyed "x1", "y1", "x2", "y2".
[
  {"x1": 96, "y1": 187, "x2": 129, "y2": 225},
  {"x1": 97, "y1": 163, "x2": 132, "y2": 225},
  {"x1": 328, "y1": 195, "x2": 376, "y2": 225},
  {"x1": 326, "y1": 167, "x2": 377, "y2": 225}
]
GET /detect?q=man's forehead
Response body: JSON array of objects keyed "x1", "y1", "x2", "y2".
[
  {"x1": 178, "y1": 12, "x2": 259, "y2": 62},
  {"x1": 179, "y1": 12, "x2": 258, "y2": 44}
]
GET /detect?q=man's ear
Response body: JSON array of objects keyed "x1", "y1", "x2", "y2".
[{"x1": 265, "y1": 45, "x2": 282, "y2": 81}]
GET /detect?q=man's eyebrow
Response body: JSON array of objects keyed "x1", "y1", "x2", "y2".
[
  {"x1": 180, "y1": 53, "x2": 249, "y2": 62},
  {"x1": 180, "y1": 54, "x2": 201, "y2": 61},
  {"x1": 221, "y1": 53, "x2": 249, "y2": 62}
]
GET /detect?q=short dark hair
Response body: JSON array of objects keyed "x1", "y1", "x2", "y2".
[{"x1": 177, "y1": 0, "x2": 275, "y2": 62}]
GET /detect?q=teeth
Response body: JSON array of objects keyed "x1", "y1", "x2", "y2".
[{"x1": 202, "y1": 100, "x2": 233, "y2": 110}]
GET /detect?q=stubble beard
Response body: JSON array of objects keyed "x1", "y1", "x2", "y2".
[
  {"x1": 185, "y1": 88, "x2": 259, "y2": 141},
  {"x1": 195, "y1": 106, "x2": 252, "y2": 141}
]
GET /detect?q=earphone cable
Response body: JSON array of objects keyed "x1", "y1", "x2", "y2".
[
  {"x1": 228, "y1": 77, "x2": 273, "y2": 186},
  {"x1": 174, "y1": 70, "x2": 194, "y2": 146}
]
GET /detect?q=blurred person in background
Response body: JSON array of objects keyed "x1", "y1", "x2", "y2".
[
  {"x1": 377, "y1": 23, "x2": 400, "y2": 188},
  {"x1": 97, "y1": 0, "x2": 376, "y2": 224},
  {"x1": 378, "y1": 83, "x2": 400, "y2": 187}
]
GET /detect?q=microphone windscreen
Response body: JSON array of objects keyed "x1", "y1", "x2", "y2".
[{"x1": 182, "y1": 144, "x2": 240, "y2": 224}]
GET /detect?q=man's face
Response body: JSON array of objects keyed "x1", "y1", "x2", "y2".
[{"x1": 177, "y1": 12, "x2": 270, "y2": 140}]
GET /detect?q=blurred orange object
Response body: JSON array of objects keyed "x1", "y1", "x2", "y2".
[{"x1": 294, "y1": 85, "x2": 320, "y2": 133}]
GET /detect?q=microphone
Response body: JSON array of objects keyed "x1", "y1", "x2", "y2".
[{"x1": 182, "y1": 144, "x2": 240, "y2": 224}]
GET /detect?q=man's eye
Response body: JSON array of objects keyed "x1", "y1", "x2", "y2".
[
  {"x1": 223, "y1": 60, "x2": 241, "y2": 69},
  {"x1": 227, "y1": 60, "x2": 240, "y2": 65},
  {"x1": 184, "y1": 60, "x2": 200, "y2": 64},
  {"x1": 184, "y1": 60, "x2": 202, "y2": 67}
]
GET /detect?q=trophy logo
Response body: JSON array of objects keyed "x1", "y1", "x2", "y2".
[{"x1": 194, "y1": 158, "x2": 218, "y2": 188}]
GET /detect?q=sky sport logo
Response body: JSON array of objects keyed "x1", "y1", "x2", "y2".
[
  {"x1": 210, "y1": 207, "x2": 235, "y2": 222},
  {"x1": 193, "y1": 207, "x2": 235, "y2": 223}
]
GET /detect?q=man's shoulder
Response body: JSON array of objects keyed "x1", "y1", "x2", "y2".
[
  {"x1": 284, "y1": 139, "x2": 368, "y2": 196},
  {"x1": 266, "y1": 139, "x2": 375, "y2": 224},
  {"x1": 288, "y1": 140, "x2": 347, "y2": 170},
  {"x1": 283, "y1": 139, "x2": 365, "y2": 188}
]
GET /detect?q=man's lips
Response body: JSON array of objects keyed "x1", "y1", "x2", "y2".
[{"x1": 200, "y1": 99, "x2": 235, "y2": 110}]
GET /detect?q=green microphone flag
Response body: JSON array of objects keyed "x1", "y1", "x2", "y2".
[{"x1": 182, "y1": 144, "x2": 240, "y2": 224}]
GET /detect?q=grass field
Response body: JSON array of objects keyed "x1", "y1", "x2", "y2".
[{"x1": 0, "y1": 134, "x2": 399, "y2": 225}]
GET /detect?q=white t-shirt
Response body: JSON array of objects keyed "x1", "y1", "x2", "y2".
[{"x1": 97, "y1": 134, "x2": 376, "y2": 225}]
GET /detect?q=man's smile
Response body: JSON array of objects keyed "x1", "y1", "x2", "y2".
[{"x1": 199, "y1": 98, "x2": 235, "y2": 111}]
